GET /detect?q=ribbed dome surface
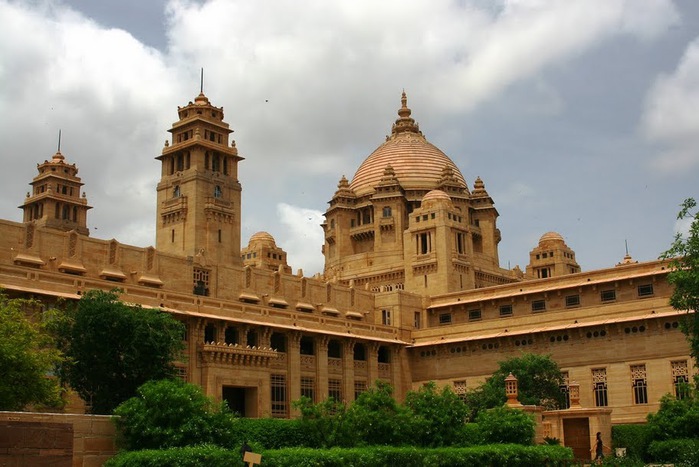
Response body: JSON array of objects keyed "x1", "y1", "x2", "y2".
[
  {"x1": 248, "y1": 231, "x2": 276, "y2": 247},
  {"x1": 539, "y1": 231, "x2": 564, "y2": 245},
  {"x1": 350, "y1": 135, "x2": 466, "y2": 197},
  {"x1": 349, "y1": 93, "x2": 466, "y2": 197}
]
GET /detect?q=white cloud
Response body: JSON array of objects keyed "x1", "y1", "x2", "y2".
[
  {"x1": 642, "y1": 37, "x2": 699, "y2": 174},
  {"x1": 275, "y1": 203, "x2": 325, "y2": 276},
  {"x1": 0, "y1": 0, "x2": 687, "y2": 276}
]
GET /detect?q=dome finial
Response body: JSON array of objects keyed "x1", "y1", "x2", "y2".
[{"x1": 391, "y1": 90, "x2": 421, "y2": 136}]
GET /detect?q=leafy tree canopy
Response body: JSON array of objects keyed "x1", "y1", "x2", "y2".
[
  {"x1": 403, "y1": 381, "x2": 470, "y2": 447},
  {"x1": 0, "y1": 294, "x2": 63, "y2": 411},
  {"x1": 465, "y1": 353, "x2": 565, "y2": 418},
  {"x1": 113, "y1": 379, "x2": 236, "y2": 451},
  {"x1": 49, "y1": 289, "x2": 185, "y2": 414},
  {"x1": 662, "y1": 198, "x2": 699, "y2": 365}
]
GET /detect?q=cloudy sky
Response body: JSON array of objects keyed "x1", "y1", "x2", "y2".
[{"x1": 1, "y1": 0, "x2": 698, "y2": 276}]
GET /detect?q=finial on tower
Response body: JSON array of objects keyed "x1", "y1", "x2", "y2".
[
  {"x1": 57, "y1": 129, "x2": 62, "y2": 153},
  {"x1": 200, "y1": 67, "x2": 204, "y2": 93}
]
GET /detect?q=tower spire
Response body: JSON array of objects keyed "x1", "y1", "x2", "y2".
[
  {"x1": 200, "y1": 67, "x2": 204, "y2": 94},
  {"x1": 57, "y1": 129, "x2": 62, "y2": 153}
]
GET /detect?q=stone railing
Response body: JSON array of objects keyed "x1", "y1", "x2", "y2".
[{"x1": 198, "y1": 342, "x2": 278, "y2": 366}]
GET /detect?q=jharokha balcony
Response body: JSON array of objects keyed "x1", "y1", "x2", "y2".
[{"x1": 198, "y1": 342, "x2": 278, "y2": 366}]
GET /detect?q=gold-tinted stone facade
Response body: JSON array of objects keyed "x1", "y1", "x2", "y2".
[{"x1": 0, "y1": 90, "x2": 690, "y2": 425}]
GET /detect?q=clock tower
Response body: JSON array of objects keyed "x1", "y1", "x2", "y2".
[{"x1": 156, "y1": 91, "x2": 243, "y2": 266}]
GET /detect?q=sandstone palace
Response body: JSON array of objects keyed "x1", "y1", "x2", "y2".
[{"x1": 2, "y1": 89, "x2": 690, "y2": 429}]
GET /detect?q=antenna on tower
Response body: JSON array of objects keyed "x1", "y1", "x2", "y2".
[
  {"x1": 625, "y1": 239, "x2": 629, "y2": 256},
  {"x1": 57, "y1": 129, "x2": 62, "y2": 153},
  {"x1": 200, "y1": 68, "x2": 204, "y2": 93}
]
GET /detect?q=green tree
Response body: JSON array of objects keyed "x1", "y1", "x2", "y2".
[
  {"x1": 465, "y1": 353, "x2": 564, "y2": 419},
  {"x1": 113, "y1": 379, "x2": 237, "y2": 451},
  {"x1": 292, "y1": 396, "x2": 349, "y2": 448},
  {"x1": 0, "y1": 294, "x2": 63, "y2": 410},
  {"x1": 662, "y1": 198, "x2": 699, "y2": 365},
  {"x1": 403, "y1": 381, "x2": 469, "y2": 447},
  {"x1": 647, "y1": 390, "x2": 699, "y2": 442},
  {"x1": 476, "y1": 406, "x2": 536, "y2": 445},
  {"x1": 343, "y1": 380, "x2": 413, "y2": 446},
  {"x1": 51, "y1": 289, "x2": 185, "y2": 414}
]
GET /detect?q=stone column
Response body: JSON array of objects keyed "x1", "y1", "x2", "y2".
[
  {"x1": 368, "y1": 342, "x2": 380, "y2": 386},
  {"x1": 288, "y1": 332, "x2": 302, "y2": 415},
  {"x1": 317, "y1": 336, "x2": 329, "y2": 400},
  {"x1": 343, "y1": 339, "x2": 356, "y2": 403}
]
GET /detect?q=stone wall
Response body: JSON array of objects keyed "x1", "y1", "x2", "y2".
[{"x1": 0, "y1": 412, "x2": 116, "y2": 467}]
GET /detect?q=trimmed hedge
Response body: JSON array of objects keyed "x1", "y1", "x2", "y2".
[
  {"x1": 105, "y1": 444, "x2": 574, "y2": 467},
  {"x1": 611, "y1": 424, "x2": 652, "y2": 461},
  {"x1": 227, "y1": 417, "x2": 307, "y2": 449},
  {"x1": 647, "y1": 438, "x2": 699, "y2": 467}
]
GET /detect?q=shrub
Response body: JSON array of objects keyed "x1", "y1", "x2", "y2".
[
  {"x1": 292, "y1": 396, "x2": 351, "y2": 448},
  {"x1": 648, "y1": 439, "x2": 699, "y2": 466},
  {"x1": 227, "y1": 417, "x2": 308, "y2": 449},
  {"x1": 646, "y1": 392, "x2": 699, "y2": 441},
  {"x1": 476, "y1": 406, "x2": 535, "y2": 445},
  {"x1": 104, "y1": 444, "x2": 242, "y2": 467},
  {"x1": 113, "y1": 379, "x2": 237, "y2": 450},
  {"x1": 106, "y1": 443, "x2": 573, "y2": 466},
  {"x1": 403, "y1": 381, "x2": 470, "y2": 447},
  {"x1": 260, "y1": 444, "x2": 573, "y2": 466},
  {"x1": 342, "y1": 381, "x2": 413, "y2": 446},
  {"x1": 611, "y1": 424, "x2": 652, "y2": 461}
]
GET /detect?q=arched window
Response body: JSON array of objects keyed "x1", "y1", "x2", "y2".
[
  {"x1": 271, "y1": 332, "x2": 287, "y2": 352},
  {"x1": 300, "y1": 336, "x2": 315, "y2": 355},
  {"x1": 328, "y1": 339, "x2": 342, "y2": 358},
  {"x1": 173, "y1": 185, "x2": 181, "y2": 197},
  {"x1": 214, "y1": 185, "x2": 222, "y2": 198},
  {"x1": 353, "y1": 343, "x2": 366, "y2": 361}
]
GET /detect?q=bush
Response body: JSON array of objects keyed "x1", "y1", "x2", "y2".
[
  {"x1": 262, "y1": 444, "x2": 573, "y2": 466},
  {"x1": 227, "y1": 417, "x2": 308, "y2": 449},
  {"x1": 648, "y1": 439, "x2": 699, "y2": 466},
  {"x1": 646, "y1": 392, "x2": 699, "y2": 441},
  {"x1": 342, "y1": 381, "x2": 413, "y2": 446},
  {"x1": 611, "y1": 424, "x2": 652, "y2": 461},
  {"x1": 476, "y1": 406, "x2": 535, "y2": 445},
  {"x1": 107, "y1": 444, "x2": 573, "y2": 467},
  {"x1": 403, "y1": 381, "x2": 470, "y2": 447},
  {"x1": 113, "y1": 379, "x2": 237, "y2": 450},
  {"x1": 293, "y1": 396, "x2": 351, "y2": 448},
  {"x1": 105, "y1": 444, "x2": 243, "y2": 467}
]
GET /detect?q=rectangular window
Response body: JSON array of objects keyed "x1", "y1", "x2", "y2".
[
  {"x1": 565, "y1": 295, "x2": 580, "y2": 307},
  {"x1": 468, "y1": 309, "x2": 482, "y2": 321},
  {"x1": 453, "y1": 380, "x2": 467, "y2": 402},
  {"x1": 672, "y1": 360, "x2": 690, "y2": 399},
  {"x1": 592, "y1": 368, "x2": 608, "y2": 407},
  {"x1": 381, "y1": 309, "x2": 392, "y2": 326},
  {"x1": 439, "y1": 313, "x2": 452, "y2": 325},
  {"x1": 631, "y1": 364, "x2": 648, "y2": 405},
  {"x1": 499, "y1": 304, "x2": 513, "y2": 317},
  {"x1": 328, "y1": 379, "x2": 342, "y2": 402},
  {"x1": 531, "y1": 300, "x2": 546, "y2": 312},
  {"x1": 600, "y1": 289, "x2": 616, "y2": 302},
  {"x1": 301, "y1": 376, "x2": 315, "y2": 402},
  {"x1": 271, "y1": 374, "x2": 288, "y2": 418},
  {"x1": 193, "y1": 268, "x2": 210, "y2": 296},
  {"x1": 414, "y1": 312, "x2": 421, "y2": 329},
  {"x1": 638, "y1": 284, "x2": 654, "y2": 297},
  {"x1": 560, "y1": 371, "x2": 570, "y2": 409},
  {"x1": 354, "y1": 380, "x2": 367, "y2": 400}
]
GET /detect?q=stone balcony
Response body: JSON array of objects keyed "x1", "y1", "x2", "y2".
[{"x1": 198, "y1": 342, "x2": 278, "y2": 367}]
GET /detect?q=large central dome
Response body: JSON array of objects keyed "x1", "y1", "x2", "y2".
[{"x1": 349, "y1": 92, "x2": 467, "y2": 197}]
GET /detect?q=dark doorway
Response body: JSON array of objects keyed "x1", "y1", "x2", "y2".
[
  {"x1": 222, "y1": 386, "x2": 247, "y2": 417},
  {"x1": 563, "y1": 417, "x2": 591, "y2": 461}
]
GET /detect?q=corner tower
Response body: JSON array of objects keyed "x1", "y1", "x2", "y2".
[
  {"x1": 156, "y1": 91, "x2": 243, "y2": 265},
  {"x1": 20, "y1": 148, "x2": 91, "y2": 236}
]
